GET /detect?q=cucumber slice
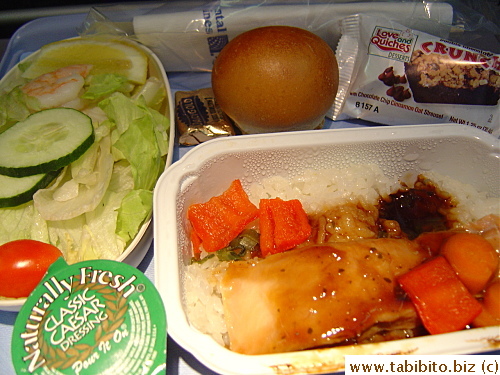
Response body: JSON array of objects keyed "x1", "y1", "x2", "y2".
[
  {"x1": 0, "y1": 169, "x2": 61, "y2": 208},
  {"x1": 0, "y1": 108, "x2": 94, "y2": 177}
]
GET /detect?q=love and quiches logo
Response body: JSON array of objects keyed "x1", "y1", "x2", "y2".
[{"x1": 369, "y1": 26, "x2": 418, "y2": 63}]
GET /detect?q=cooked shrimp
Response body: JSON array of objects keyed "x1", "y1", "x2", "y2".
[{"x1": 22, "y1": 64, "x2": 92, "y2": 110}]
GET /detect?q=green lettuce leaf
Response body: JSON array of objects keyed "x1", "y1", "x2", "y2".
[
  {"x1": 116, "y1": 189, "x2": 153, "y2": 243},
  {"x1": 82, "y1": 73, "x2": 129, "y2": 101},
  {"x1": 99, "y1": 92, "x2": 164, "y2": 190},
  {"x1": 0, "y1": 87, "x2": 34, "y2": 132},
  {"x1": 132, "y1": 76, "x2": 167, "y2": 111},
  {"x1": 33, "y1": 136, "x2": 114, "y2": 221},
  {"x1": 0, "y1": 202, "x2": 49, "y2": 245},
  {"x1": 46, "y1": 188, "x2": 128, "y2": 263}
]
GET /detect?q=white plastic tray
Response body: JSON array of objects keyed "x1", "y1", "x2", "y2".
[{"x1": 154, "y1": 124, "x2": 499, "y2": 375}]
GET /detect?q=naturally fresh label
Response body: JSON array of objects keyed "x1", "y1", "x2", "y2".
[{"x1": 12, "y1": 258, "x2": 167, "y2": 374}]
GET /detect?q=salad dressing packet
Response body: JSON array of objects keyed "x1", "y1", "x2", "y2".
[
  {"x1": 331, "y1": 14, "x2": 500, "y2": 137},
  {"x1": 12, "y1": 258, "x2": 167, "y2": 374}
]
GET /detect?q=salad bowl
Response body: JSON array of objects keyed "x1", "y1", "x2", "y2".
[{"x1": 0, "y1": 37, "x2": 175, "y2": 311}]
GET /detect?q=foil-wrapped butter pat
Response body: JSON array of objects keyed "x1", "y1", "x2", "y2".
[{"x1": 176, "y1": 88, "x2": 236, "y2": 145}]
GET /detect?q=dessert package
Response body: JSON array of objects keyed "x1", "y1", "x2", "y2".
[{"x1": 332, "y1": 14, "x2": 500, "y2": 137}]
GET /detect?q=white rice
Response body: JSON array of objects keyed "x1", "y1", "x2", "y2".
[
  {"x1": 422, "y1": 170, "x2": 500, "y2": 223},
  {"x1": 247, "y1": 164, "x2": 399, "y2": 213},
  {"x1": 183, "y1": 165, "x2": 499, "y2": 347},
  {"x1": 184, "y1": 256, "x2": 229, "y2": 346}
]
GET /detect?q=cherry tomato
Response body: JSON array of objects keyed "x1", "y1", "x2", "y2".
[{"x1": 0, "y1": 239, "x2": 62, "y2": 298}]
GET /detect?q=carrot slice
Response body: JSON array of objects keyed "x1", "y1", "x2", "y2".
[
  {"x1": 188, "y1": 180, "x2": 258, "y2": 253},
  {"x1": 259, "y1": 197, "x2": 311, "y2": 257},
  {"x1": 414, "y1": 231, "x2": 455, "y2": 256},
  {"x1": 440, "y1": 232, "x2": 498, "y2": 294},
  {"x1": 473, "y1": 280, "x2": 500, "y2": 327},
  {"x1": 398, "y1": 256, "x2": 482, "y2": 335},
  {"x1": 483, "y1": 280, "x2": 500, "y2": 319}
]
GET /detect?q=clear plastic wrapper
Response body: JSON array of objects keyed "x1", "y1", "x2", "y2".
[
  {"x1": 79, "y1": 1, "x2": 456, "y2": 72},
  {"x1": 332, "y1": 14, "x2": 499, "y2": 137},
  {"x1": 76, "y1": 1, "x2": 500, "y2": 137},
  {"x1": 132, "y1": 0, "x2": 455, "y2": 72},
  {"x1": 78, "y1": 1, "x2": 500, "y2": 72}
]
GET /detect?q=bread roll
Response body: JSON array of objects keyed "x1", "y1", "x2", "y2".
[{"x1": 211, "y1": 26, "x2": 339, "y2": 133}]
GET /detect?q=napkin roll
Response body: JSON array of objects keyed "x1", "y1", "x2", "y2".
[{"x1": 133, "y1": 2, "x2": 454, "y2": 72}]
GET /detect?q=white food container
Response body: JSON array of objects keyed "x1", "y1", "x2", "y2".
[
  {"x1": 0, "y1": 38, "x2": 175, "y2": 312},
  {"x1": 154, "y1": 124, "x2": 499, "y2": 375}
]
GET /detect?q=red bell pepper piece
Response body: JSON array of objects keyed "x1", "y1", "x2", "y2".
[
  {"x1": 259, "y1": 197, "x2": 311, "y2": 257},
  {"x1": 398, "y1": 255, "x2": 482, "y2": 335},
  {"x1": 188, "y1": 179, "x2": 258, "y2": 253}
]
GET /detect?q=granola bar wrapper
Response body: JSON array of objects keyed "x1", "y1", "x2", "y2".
[
  {"x1": 175, "y1": 88, "x2": 236, "y2": 146},
  {"x1": 331, "y1": 14, "x2": 500, "y2": 137}
]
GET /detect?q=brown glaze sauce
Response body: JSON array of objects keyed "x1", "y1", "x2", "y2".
[{"x1": 378, "y1": 175, "x2": 458, "y2": 239}]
